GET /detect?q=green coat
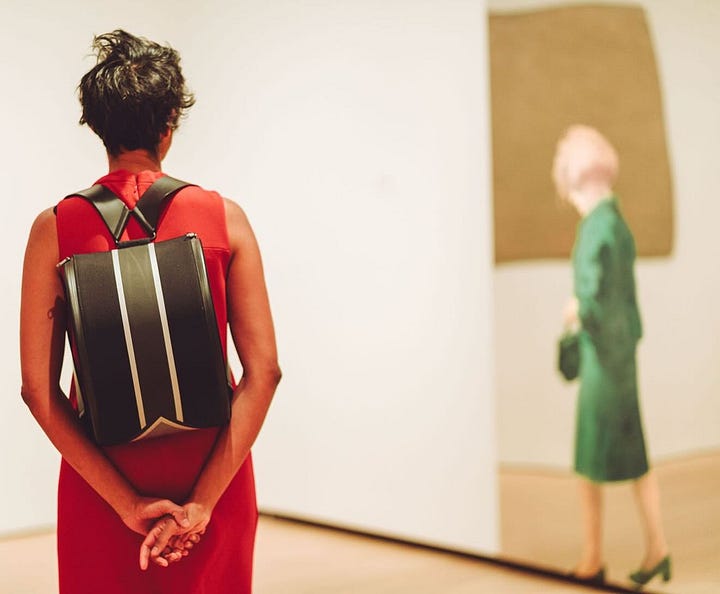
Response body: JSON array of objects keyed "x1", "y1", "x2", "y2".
[{"x1": 572, "y1": 197, "x2": 648, "y2": 482}]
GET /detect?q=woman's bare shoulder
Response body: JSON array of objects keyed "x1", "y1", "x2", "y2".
[
  {"x1": 32, "y1": 207, "x2": 57, "y2": 227},
  {"x1": 27, "y1": 208, "x2": 58, "y2": 249},
  {"x1": 222, "y1": 197, "x2": 256, "y2": 251},
  {"x1": 223, "y1": 197, "x2": 249, "y2": 223}
]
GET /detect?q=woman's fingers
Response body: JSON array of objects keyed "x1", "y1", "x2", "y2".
[
  {"x1": 140, "y1": 517, "x2": 178, "y2": 570},
  {"x1": 150, "y1": 521, "x2": 179, "y2": 560},
  {"x1": 150, "y1": 530, "x2": 202, "y2": 567},
  {"x1": 158, "y1": 549, "x2": 183, "y2": 565},
  {"x1": 139, "y1": 513, "x2": 206, "y2": 570},
  {"x1": 163, "y1": 541, "x2": 187, "y2": 563}
]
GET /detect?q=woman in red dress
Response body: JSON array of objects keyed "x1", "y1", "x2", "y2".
[{"x1": 19, "y1": 30, "x2": 281, "y2": 593}]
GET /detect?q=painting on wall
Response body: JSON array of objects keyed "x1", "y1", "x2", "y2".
[{"x1": 489, "y1": 4, "x2": 674, "y2": 263}]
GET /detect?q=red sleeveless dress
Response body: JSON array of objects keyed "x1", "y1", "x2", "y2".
[{"x1": 55, "y1": 170, "x2": 257, "y2": 594}]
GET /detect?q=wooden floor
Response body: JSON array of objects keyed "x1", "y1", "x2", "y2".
[
  {"x1": 0, "y1": 517, "x2": 621, "y2": 594},
  {"x1": 1, "y1": 452, "x2": 717, "y2": 593},
  {"x1": 500, "y1": 451, "x2": 720, "y2": 594}
]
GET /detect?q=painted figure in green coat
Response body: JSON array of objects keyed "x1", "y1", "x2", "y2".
[
  {"x1": 573, "y1": 194, "x2": 646, "y2": 482},
  {"x1": 553, "y1": 125, "x2": 670, "y2": 588}
]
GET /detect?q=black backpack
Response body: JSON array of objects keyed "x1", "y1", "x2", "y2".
[{"x1": 58, "y1": 176, "x2": 231, "y2": 446}]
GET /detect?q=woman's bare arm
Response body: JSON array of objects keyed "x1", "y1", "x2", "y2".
[
  {"x1": 20, "y1": 208, "x2": 188, "y2": 538},
  {"x1": 189, "y1": 198, "x2": 282, "y2": 507},
  {"x1": 141, "y1": 198, "x2": 281, "y2": 567}
]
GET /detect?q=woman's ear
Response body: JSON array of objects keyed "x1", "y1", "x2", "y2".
[{"x1": 157, "y1": 127, "x2": 174, "y2": 161}]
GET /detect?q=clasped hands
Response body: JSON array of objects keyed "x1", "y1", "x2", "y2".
[{"x1": 122, "y1": 497, "x2": 212, "y2": 570}]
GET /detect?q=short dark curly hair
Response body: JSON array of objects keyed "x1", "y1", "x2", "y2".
[{"x1": 78, "y1": 30, "x2": 195, "y2": 156}]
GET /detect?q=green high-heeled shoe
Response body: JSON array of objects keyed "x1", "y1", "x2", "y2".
[{"x1": 629, "y1": 555, "x2": 671, "y2": 587}]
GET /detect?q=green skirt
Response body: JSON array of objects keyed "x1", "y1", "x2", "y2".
[{"x1": 574, "y1": 332, "x2": 649, "y2": 482}]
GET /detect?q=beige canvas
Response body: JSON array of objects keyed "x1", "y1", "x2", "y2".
[{"x1": 489, "y1": 5, "x2": 674, "y2": 263}]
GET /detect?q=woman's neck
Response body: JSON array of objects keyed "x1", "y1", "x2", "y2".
[
  {"x1": 570, "y1": 182, "x2": 613, "y2": 216},
  {"x1": 108, "y1": 149, "x2": 162, "y2": 174}
]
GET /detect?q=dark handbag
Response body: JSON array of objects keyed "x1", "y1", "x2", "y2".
[
  {"x1": 558, "y1": 331, "x2": 580, "y2": 381},
  {"x1": 58, "y1": 176, "x2": 231, "y2": 446}
]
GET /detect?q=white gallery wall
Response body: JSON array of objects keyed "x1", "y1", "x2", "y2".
[
  {"x1": 491, "y1": 0, "x2": 720, "y2": 467},
  {"x1": 0, "y1": 0, "x2": 498, "y2": 554}
]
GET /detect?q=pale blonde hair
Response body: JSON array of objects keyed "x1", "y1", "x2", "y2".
[{"x1": 552, "y1": 125, "x2": 619, "y2": 201}]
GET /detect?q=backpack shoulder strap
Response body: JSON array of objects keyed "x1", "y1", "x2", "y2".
[
  {"x1": 134, "y1": 175, "x2": 196, "y2": 231},
  {"x1": 60, "y1": 176, "x2": 196, "y2": 245},
  {"x1": 64, "y1": 184, "x2": 130, "y2": 243}
]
